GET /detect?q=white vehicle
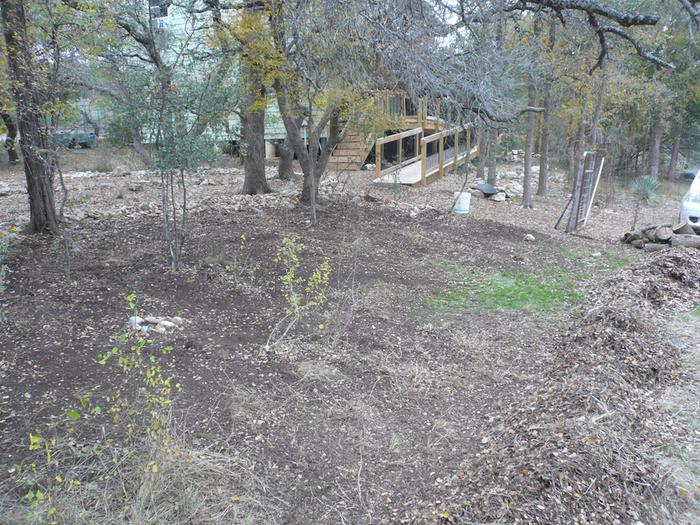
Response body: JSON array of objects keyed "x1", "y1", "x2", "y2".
[{"x1": 679, "y1": 169, "x2": 700, "y2": 230}]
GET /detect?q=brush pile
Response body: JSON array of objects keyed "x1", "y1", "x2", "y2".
[
  {"x1": 446, "y1": 248, "x2": 700, "y2": 524},
  {"x1": 622, "y1": 220, "x2": 699, "y2": 252}
]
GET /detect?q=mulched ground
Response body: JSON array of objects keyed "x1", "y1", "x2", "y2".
[{"x1": 0, "y1": 157, "x2": 697, "y2": 524}]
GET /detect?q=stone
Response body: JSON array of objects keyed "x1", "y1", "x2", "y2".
[
  {"x1": 0, "y1": 184, "x2": 10, "y2": 196},
  {"x1": 489, "y1": 192, "x2": 506, "y2": 202},
  {"x1": 158, "y1": 320, "x2": 177, "y2": 330},
  {"x1": 128, "y1": 316, "x2": 143, "y2": 329},
  {"x1": 591, "y1": 252, "x2": 602, "y2": 258},
  {"x1": 468, "y1": 189, "x2": 485, "y2": 198},
  {"x1": 524, "y1": 234, "x2": 536, "y2": 242},
  {"x1": 169, "y1": 316, "x2": 184, "y2": 326},
  {"x1": 154, "y1": 325, "x2": 167, "y2": 334},
  {"x1": 144, "y1": 316, "x2": 164, "y2": 324},
  {"x1": 473, "y1": 183, "x2": 499, "y2": 197}
]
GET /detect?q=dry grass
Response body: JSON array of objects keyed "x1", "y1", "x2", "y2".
[
  {"x1": 446, "y1": 248, "x2": 700, "y2": 524},
  {"x1": 0, "y1": 414, "x2": 279, "y2": 525}
]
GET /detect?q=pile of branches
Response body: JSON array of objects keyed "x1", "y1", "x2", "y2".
[
  {"x1": 446, "y1": 249, "x2": 700, "y2": 524},
  {"x1": 623, "y1": 220, "x2": 700, "y2": 253}
]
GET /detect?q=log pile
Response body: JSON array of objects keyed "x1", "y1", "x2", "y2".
[{"x1": 622, "y1": 221, "x2": 698, "y2": 252}]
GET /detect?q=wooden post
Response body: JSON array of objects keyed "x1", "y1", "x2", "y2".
[
  {"x1": 421, "y1": 139, "x2": 427, "y2": 186},
  {"x1": 375, "y1": 141, "x2": 381, "y2": 180},
  {"x1": 415, "y1": 133, "x2": 420, "y2": 165},
  {"x1": 398, "y1": 136, "x2": 403, "y2": 166},
  {"x1": 439, "y1": 133, "x2": 444, "y2": 178}
]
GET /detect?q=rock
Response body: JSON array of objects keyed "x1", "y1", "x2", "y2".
[
  {"x1": 0, "y1": 184, "x2": 10, "y2": 196},
  {"x1": 468, "y1": 189, "x2": 485, "y2": 198},
  {"x1": 157, "y1": 320, "x2": 177, "y2": 330},
  {"x1": 154, "y1": 325, "x2": 167, "y2": 334},
  {"x1": 591, "y1": 252, "x2": 602, "y2": 258},
  {"x1": 489, "y1": 192, "x2": 506, "y2": 202},
  {"x1": 128, "y1": 316, "x2": 143, "y2": 329},
  {"x1": 503, "y1": 182, "x2": 523, "y2": 198},
  {"x1": 524, "y1": 234, "x2": 536, "y2": 242},
  {"x1": 127, "y1": 184, "x2": 143, "y2": 192},
  {"x1": 144, "y1": 316, "x2": 164, "y2": 324},
  {"x1": 473, "y1": 183, "x2": 499, "y2": 197},
  {"x1": 363, "y1": 163, "x2": 376, "y2": 171},
  {"x1": 169, "y1": 316, "x2": 184, "y2": 326}
]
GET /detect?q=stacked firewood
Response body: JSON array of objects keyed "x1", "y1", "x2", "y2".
[{"x1": 622, "y1": 221, "x2": 700, "y2": 252}]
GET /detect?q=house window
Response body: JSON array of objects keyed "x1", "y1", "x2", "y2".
[{"x1": 149, "y1": 0, "x2": 169, "y2": 18}]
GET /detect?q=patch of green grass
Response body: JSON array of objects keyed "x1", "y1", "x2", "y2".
[
  {"x1": 676, "y1": 305, "x2": 700, "y2": 322},
  {"x1": 429, "y1": 271, "x2": 582, "y2": 313},
  {"x1": 603, "y1": 252, "x2": 631, "y2": 271},
  {"x1": 676, "y1": 409, "x2": 700, "y2": 431},
  {"x1": 660, "y1": 441, "x2": 688, "y2": 460},
  {"x1": 558, "y1": 249, "x2": 631, "y2": 271},
  {"x1": 560, "y1": 248, "x2": 584, "y2": 260}
]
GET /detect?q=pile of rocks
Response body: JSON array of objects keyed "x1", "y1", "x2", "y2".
[
  {"x1": 468, "y1": 181, "x2": 522, "y2": 202},
  {"x1": 128, "y1": 315, "x2": 184, "y2": 335}
]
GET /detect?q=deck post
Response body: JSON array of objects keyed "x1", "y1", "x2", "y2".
[
  {"x1": 421, "y1": 138, "x2": 427, "y2": 186},
  {"x1": 438, "y1": 133, "x2": 444, "y2": 178},
  {"x1": 375, "y1": 141, "x2": 381, "y2": 180},
  {"x1": 415, "y1": 133, "x2": 420, "y2": 167}
]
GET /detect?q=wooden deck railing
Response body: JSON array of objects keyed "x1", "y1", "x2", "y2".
[
  {"x1": 420, "y1": 124, "x2": 474, "y2": 185},
  {"x1": 373, "y1": 124, "x2": 478, "y2": 185},
  {"x1": 374, "y1": 127, "x2": 423, "y2": 180}
]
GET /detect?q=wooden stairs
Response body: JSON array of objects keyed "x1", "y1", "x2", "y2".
[
  {"x1": 326, "y1": 102, "x2": 450, "y2": 172},
  {"x1": 327, "y1": 129, "x2": 375, "y2": 172}
]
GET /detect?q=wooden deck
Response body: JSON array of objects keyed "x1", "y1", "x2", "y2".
[{"x1": 372, "y1": 145, "x2": 479, "y2": 186}]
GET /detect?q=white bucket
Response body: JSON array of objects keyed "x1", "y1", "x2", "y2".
[{"x1": 453, "y1": 192, "x2": 471, "y2": 214}]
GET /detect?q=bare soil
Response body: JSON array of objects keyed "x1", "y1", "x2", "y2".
[{"x1": 1, "y1": 149, "x2": 698, "y2": 524}]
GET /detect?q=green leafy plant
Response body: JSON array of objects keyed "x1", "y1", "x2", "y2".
[
  {"x1": 12, "y1": 294, "x2": 180, "y2": 523},
  {"x1": 266, "y1": 236, "x2": 331, "y2": 349},
  {"x1": 630, "y1": 176, "x2": 662, "y2": 229}
]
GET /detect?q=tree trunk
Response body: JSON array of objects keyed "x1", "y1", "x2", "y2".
[
  {"x1": 567, "y1": 115, "x2": 577, "y2": 186},
  {"x1": 1, "y1": 112, "x2": 19, "y2": 164},
  {"x1": 537, "y1": 87, "x2": 551, "y2": 197},
  {"x1": 240, "y1": 63, "x2": 270, "y2": 195},
  {"x1": 486, "y1": 127, "x2": 498, "y2": 185},
  {"x1": 671, "y1": 234, "x2": 700, "y2": 248},
  {"x1": 649, "y1": 110, "x2": 662, "y2": 180},
  {"x1": 573, "y1": 119, "x2": 586, "y2": 185},
  {"x1": 672, "y1": 221, "x2": 695, "y2": 235},
  {"x1": 476, "y1": 125, "x2": 485, "y2": 180},
  {"x1": 278, "y1": 135, "x2": 294, "y2": 180},
  {"x1": 2, "y1": 0, "x2": 59, "y2": 233},
  {"x1": 666, "y1": 131, "x2": 681, "y2": 181},
  {"x1": 589, "y1": 69, "x2": 607, "y2": 147},
  {"x1": 522, "y1": 82, "x2": 537, "y2": 209}
]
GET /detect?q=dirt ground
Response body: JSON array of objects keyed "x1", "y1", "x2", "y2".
[{"x1": 0, "y1": 148, "x2": 698, "y2": 524}]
